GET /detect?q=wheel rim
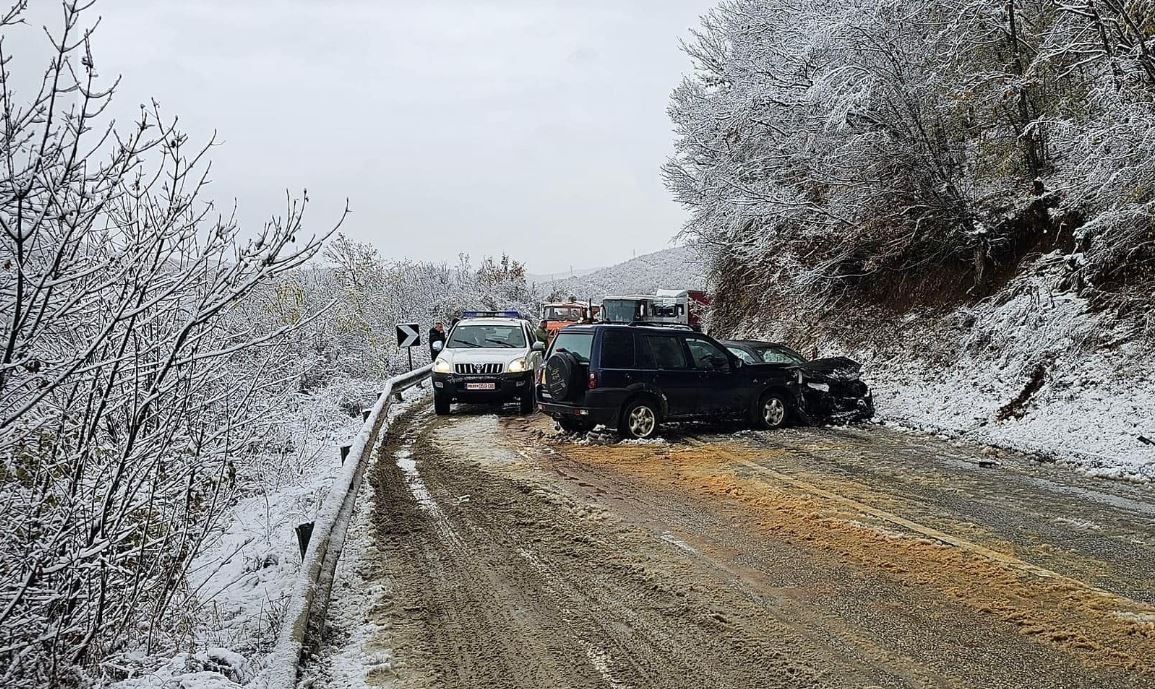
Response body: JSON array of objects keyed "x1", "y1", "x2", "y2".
[
  {"x1": 628, "y1": 405, "x2": 656, "y2": 437},
  {"x1": 763, "y1": 398, "x2": 785, "y2": 427}
]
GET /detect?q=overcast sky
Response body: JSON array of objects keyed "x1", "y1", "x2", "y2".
[{"x1": 38, "y1": 0, "x2": 715, "y2": 274}]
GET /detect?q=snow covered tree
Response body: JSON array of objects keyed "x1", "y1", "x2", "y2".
[
  {"x1": 0, "y1": 3, "x2": 339, "y2": 685},
  {"x1": 667, "y1": 0, "x2": 1155, "y2": 334}
]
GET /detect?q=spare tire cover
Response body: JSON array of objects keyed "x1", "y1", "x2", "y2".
[{"x1": 544, "y1": 351, "x2": 578, "y2": 401}]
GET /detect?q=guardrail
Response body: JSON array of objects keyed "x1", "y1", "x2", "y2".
[{"x1": 266, "y1": 364, "x2": 432, "y2": 689}]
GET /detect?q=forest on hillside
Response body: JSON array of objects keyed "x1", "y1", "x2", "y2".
[{"x1": 665, "y1": 0, "x2": 1155, "y2": 338}]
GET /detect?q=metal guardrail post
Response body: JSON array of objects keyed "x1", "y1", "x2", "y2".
[{"x1": 294, "y1": 522, "x2": 314, "y2": 561}]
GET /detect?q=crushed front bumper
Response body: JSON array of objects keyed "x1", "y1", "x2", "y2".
[{"x1": 802, "y1": 385, "x2": 874, "y2": 421}]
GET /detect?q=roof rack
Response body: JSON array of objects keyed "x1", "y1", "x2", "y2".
[{"x1": 625, "y1": 321, "x2": 692, "y2": 330}]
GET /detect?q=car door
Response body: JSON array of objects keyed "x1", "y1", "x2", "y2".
[
  {"x1": 595, "y1": 328, "x2": 636, "y2": 390},
  {"x1": 524, "y1": 323, "x2": 544, "y2": 369},
  {"x1": 684, "y1": 335, "x2": 739, "y2": 415},
  {"x1": 637, "y1": 332, "x2": 697, "y2": 418}
]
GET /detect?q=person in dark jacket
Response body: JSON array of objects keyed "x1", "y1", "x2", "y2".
[{"x1": 428, "y1": 321, "x2": 446, "y2": 361}]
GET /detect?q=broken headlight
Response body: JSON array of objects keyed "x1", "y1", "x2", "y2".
[{"x1": 806, "y1": 382, "x2": 831, "y2": 392}]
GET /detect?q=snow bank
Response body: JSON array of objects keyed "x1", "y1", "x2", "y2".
[
  {"x1": 845, "y1": 280, "x2": 1155, "y2": 482},
  {"x1": 106, "y1": 378, "x2": 427, "y2": 688},
  {"x1": 260, "y1": 366, "x2": 431, "y2": 689}
]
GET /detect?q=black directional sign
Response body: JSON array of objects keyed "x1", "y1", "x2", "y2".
[{"x1": 396, "y1": 322, "x2": 421, "y2": 348}]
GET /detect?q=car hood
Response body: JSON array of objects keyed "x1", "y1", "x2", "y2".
[
  {"x1": 441, "y1": 348, "x2": 526, "y2": 363},
  {"x1": 801, "y1": 356, "x2": 862, "y2": 380}
]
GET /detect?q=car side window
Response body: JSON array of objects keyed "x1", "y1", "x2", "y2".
[
  {"x1": 639, "y1": 334, "x2": 688, "y2": 370},
  {"x1": 686, "y1": 337, "x2": 731, "y2": 371},
  {"x1": 727, "y1": 346, "x2": 757, "y2": 364},
  {"x1": 600, "y1": 330, "x2": 635, "y2": 368}
]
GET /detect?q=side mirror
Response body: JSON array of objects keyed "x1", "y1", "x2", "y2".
[
  {"x1": 733, "y1": 358, "x2": 744, "y2": 369},
  {"x1": 531, "y1": 341, "x2": 546, "y2": 353},
  {"x1": 432, "y1": 340, "x2": 443, "y2": 352}
]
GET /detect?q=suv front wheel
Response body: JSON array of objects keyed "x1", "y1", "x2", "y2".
[
  {"x1": 434, "y1": 393, "x2": 451, "y2": 416},
  {"x1": 754, "y1": 391, "x2": 790, "y2": 430},
  {"x1": 620, "y1": 398, "x2": 660, "y2": 440}
]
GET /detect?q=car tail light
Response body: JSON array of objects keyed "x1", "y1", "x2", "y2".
[{"x1": 587, "y1": 372, "x2": 598, "y2": 390}]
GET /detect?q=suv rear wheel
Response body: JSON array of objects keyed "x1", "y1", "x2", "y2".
[
  {"x1": 620, "y1": 398, "x2": 660, "y2": 439},
  {"x1": 754, "y1": 391, "x2": 789, "y2": 429}
]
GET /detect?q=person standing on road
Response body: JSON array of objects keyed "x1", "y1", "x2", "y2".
[
  {"x1": 429, "y1": 321, "x2": 446, "y2": 361},
  {"x1": 535, "y1": 320, "x2": 549, "y2": 346}
]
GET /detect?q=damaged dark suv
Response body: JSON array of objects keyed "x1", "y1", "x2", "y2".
[
  {"x1": 721, "y1": 340, "x2": 874, "y2": 423},
  {"x1": 536, "y1": 324, "x2": 801, "y2": 439}
]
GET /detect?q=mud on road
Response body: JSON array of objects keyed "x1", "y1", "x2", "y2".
[{"x1": 324, "y1": 405, "x2": 1155, "y2": 689}]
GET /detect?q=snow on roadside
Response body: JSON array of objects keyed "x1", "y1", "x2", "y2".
[
  {"x1": 867, "y1": 351, "x2": 1155, "y2": 482},
  {"x1": 107, "y1": 381, "x2": 426, "y2": 688},
  {"x1": 299, "y1": 445, "x2": 396, "y2": 689},
  {"x1": 837, "y1": 280, "x2": 1155, "y2": 483}
]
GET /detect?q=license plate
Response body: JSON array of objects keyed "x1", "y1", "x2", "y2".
[{"x1": 465, "y1": 382, "x2": 496, "y2": 391}]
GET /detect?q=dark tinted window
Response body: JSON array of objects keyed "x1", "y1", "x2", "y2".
[
  {"x1": 551, "y1": 331, "x2": 594, "y2": 363},
  {"x1": 600, "y1": 330, "x2": 635, "y2": 368},
  {"x1": 639, "y1": 334, "x2": 688, "y2": 369}
]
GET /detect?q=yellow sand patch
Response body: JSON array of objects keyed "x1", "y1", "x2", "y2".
[{"x1": 558, "y1": 439, "x2": 1155, "y2": 673}]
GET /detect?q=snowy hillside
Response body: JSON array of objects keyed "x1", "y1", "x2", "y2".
[
  {"x1": 731, "y1": 269, "x2": 1155, "y2": 483},
  {"x1": 532, "y1": 246, "x2": 706, "y2": 301}
]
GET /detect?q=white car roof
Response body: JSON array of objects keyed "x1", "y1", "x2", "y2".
[{"x1": 454, "y1": 318, "x2": 527, "y2": 327}]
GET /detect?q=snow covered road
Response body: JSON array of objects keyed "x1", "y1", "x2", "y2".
[{"x1": 310, "y1": 406, "x2": 1155, "y2": 688}]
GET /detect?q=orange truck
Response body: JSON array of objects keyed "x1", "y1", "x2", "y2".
[{"x1": 541, "y1": 299, "x2": 599, "y2": 340}]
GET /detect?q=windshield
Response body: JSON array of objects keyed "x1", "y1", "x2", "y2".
[
  {"x1": 754, "y1": 345, "x2": 806, "y2": 364},
  {"x1": 446, "y1": 324, "x2": 526, "y2": 349},
  {"x1": 550, "y1": 331, "x2": 594, "y2": 363},
  {"x1": 602, "y1": 299, "x2": 643, "y2": 323},
  {"x1": 544, "y1": 306, "x2": 583, "y2": 321},
  {"x1": 651, "y1": 300, "x2": 682, "y2": 319}
]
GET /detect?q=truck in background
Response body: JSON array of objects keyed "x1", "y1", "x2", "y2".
[
  {"x1": 541, "y1": 298, "x2": 599, "y2": 340},
  {"x1": 599, "y1": 289, "x2": 710, "y2": 331}
]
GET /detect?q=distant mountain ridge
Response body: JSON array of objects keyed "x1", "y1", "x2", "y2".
[
  {"x1": 525, "y1": 266, "x2": 602, "y2": 284},
  {"x1": 532, "y1": 246, "x2": 706, "y2": 301}
]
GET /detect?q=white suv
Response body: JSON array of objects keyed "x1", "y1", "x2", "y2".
[{"x1": 431, "y1": 313, "x2": 545, "y2": 415}]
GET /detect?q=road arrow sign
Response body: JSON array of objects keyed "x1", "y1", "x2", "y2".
[{"x1": 396, "y1": 322, "x2": 421, "y2": 348}]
